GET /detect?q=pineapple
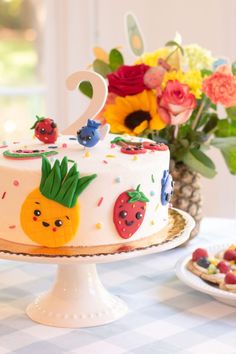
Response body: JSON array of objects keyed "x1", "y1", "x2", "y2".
[
  {"x1": 170, "y1": 160, "x2": 202, "y2": 239},
  {"x1": 20, "y1": 156, "x2": 97, "y2": 247}
]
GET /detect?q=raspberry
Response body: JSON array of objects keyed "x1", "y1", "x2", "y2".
[
  {"x1": 224, "y1": 249, "x2": 236, "y2": 261},
  {"x1": 225, "y1": 272, "x2": 236, "y2": 284},
  {"x1": 192, "y1": 248, "x2": 208, "y2": 262},
  {"x1": 217, "y1": 261, "x2": 231, "y2": 274}
]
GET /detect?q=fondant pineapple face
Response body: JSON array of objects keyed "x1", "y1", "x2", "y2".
[
  {"x1": 20, "y1": 188, "x2": 80, "y2": 247},
  {"x1": 20, "y1": 156, "x2": 96, "y2": 248}
]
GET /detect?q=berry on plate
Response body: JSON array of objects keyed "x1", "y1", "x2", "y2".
[
  {"x1": 225, "y1": 272, "x2": 236, "y2": 285},
  {"x1": 223, "y1": 249, "x2": 236, "y2": 261},
  {"x1": 192, "y1": 248, "x2": 208, "y2": 262},
  {"x1": 217, "y1": 261, "x2": 231, "y2": 274}
]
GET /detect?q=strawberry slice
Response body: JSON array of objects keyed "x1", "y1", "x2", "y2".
[{"x1": 113, "y1": 185, "x2": 149, "y2": 239}]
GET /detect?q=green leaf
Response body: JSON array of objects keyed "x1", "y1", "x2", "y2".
[
  {"x1": 40, "y1": 156, "x2": 51, "y2": 190},
  {"x1": 74, "y1": 174, "x2": 97, "y2": 201},
  {"x1": 201, "y1": 69, "x2": 213, "y2": 77},
  {"x1": 182, "y1": 148, "x2": 217, "y2": 178},
  {"x1": 226, "y1": 107, "x2": 236, "y2": 121},
  {"x1": 60, "y1": 157, "x2": 68, "y2": 181},
  {"x1": 126, "y1": 13, "x2": 145, "y2": 56},
  {"x1": 232, "y1": 61, "x2": 236, "y2": 75},
  {"x1": 109, "y1": 48, "x2": 124, "y2": 71},
  {"x1": 93, "y1": 59, "x2": 112, "y2": 78},
  {"x1": 78, "y1": 81, "x2": 93, "y2": 98},
  {"x1": 211, "y1": 137, "x2": 236, "y2": 174},
  {"x1": 50, "y1": 160, "x2": 62, "y2": 198},
  {"x1": 215, "y1": 119, "x2": 236, "y2": 137},
  {"x1": 165, "y1": 40, "x2": 184, "y2": 56},
  {"x1": 203, "y1": 113, "x2": 218, "y2": 134}
]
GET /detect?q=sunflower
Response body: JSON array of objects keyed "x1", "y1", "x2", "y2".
[{"x1": 103, "y1": 90, "x2": 166, "y2": 135}]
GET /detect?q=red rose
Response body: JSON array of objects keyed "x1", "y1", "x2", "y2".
[
  {"x1": 107, "y1": 64, "x2": 150, "y2": 97},
  {"x1": 158, "y1": 80, "x2": 197, "y2": 125}
]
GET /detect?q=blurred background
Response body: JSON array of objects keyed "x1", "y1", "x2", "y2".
[{"x1": 0, "y1": 0, "x2": 235, "y2": 218}]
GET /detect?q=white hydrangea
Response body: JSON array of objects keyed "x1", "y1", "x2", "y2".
[{"x1": 182, "y1": 44, "x2": 215, "y2": 71}]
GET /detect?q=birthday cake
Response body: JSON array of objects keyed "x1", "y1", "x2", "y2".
[
  {"x1": 0, "y1": 71, "x2": 173, "y2": 249},
  {"x1": 0, "y1": 132, "x2": 172, "y2": 248}
]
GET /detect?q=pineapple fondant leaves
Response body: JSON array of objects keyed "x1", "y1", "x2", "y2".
[{"x1": 40, "y1": 156, "x2": 97, "y2": 208}]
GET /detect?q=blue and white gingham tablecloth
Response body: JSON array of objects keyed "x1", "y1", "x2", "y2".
[{"x1": 0, "y1": 217, "x2": 236, "y2": 354}]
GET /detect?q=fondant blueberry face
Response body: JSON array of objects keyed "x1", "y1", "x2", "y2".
[
  {"x1": 20, "y1": 189, "x2": 80, "y2": 248},
  {"x1": 77, "y1": 119, "x2": 101, "y2": 148},
  {"x1": 113, "y1": 185, "x2": 149, "y2": 239},
  {"x1": 161, "y1": 170, "x2": 174, "y2": 205}
]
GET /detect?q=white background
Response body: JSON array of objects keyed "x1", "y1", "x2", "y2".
[{"x1": 43, "y1": 0, "x2": 236, "y2": 218}]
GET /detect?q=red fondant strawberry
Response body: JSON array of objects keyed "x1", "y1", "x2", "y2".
[
  {"x1": 113, "y1": 185, "x2": 149, "y2": 239},
  {"x1": 217, "y1": 261, "x2": 231, "y2": 274},
  {"x1": 31, "y1": 115, "x2": 58, "y2": 144},
  {"x1": 224, "y1": 249, "x2": 236, "y2": 261}
]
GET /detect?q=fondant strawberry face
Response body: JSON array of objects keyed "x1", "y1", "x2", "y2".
[
  {"x1": 113, "y1": 185, "x2": 149, "y2": 239},
  {"x1": 31, "y1": 115, "x2": 58, "y2": 144}
]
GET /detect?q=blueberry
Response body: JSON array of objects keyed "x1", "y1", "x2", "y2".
[{"x1": 196, "y1": 257, "x2": 210, "y2": 268}]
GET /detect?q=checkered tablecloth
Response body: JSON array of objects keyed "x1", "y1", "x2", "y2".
[{"x1": 1, "y1": 217, "x2": 236, "y2": 354}]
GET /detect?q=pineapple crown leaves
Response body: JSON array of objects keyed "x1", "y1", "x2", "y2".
[
  {"x1": 127, "y1": 184, "x2": 149, "y2": 203},
  {"x1": 30, "y1": 115, "x2": 46, "y2": 130},
  {"x1": 40, "y1": 156, "x2": 97, "y2": 208}
]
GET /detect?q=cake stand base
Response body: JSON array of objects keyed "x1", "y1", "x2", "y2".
[{"x1": 26, "y1": 264, "x2": 128, "y2": 328}]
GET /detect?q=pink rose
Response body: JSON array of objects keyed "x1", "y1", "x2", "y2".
[
  {"x1": 158, "y1": 80, "x2": 197, "y2": 125},
  {"x1": 203, "y1": 66, "x2": 236, "y2": 107},
  {"x1": 107, "y1": 64, "x2": 150, "y2": 97}
]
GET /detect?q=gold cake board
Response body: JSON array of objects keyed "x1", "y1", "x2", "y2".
[{"x1": 0, "y1": 209, "x2": 186, "y2": 258}]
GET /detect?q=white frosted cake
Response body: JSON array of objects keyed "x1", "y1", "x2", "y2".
[{"x1": 0, "y1": 133, "x2": 173, "y2": 248}]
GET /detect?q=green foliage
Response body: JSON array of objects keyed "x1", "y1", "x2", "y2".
[
  {"x1": 109, "y1": 49, "x2": 124, "y2": 71},
  {"x1": 211, "y1": 137, "x2": 236, "y2": 174},
  {"x1": 215, "y1": 119, "x2": 236, "y2": 137},
  {"x1": 79, "y1": 81, "x2": 93, "y2": 98},
  {"x1": 165, "y1": 40, "x2": 184, "y2": 56},
  {"x1": 93, "y1": 59, "x2": 112, "y2": 78},
  {"x1": 182, "y1": 148, "x2": 217, "y2": 178},
  {"x1": 226, "y1": 107, "x2": 236, "y2": 121}
]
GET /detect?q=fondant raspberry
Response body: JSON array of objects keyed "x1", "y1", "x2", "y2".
[
  {"x1": 225, "y1": 272, "x2": 236, "y2": 284},
  {"x1": 192, "y1": 248, "x2": 208, "y2": 262},
  {"x1": 217, "y1": 261, "x2": 231, "y2": 274},
  {"x1": 224, "y1": 249, "x2": 236, "y2": 261}
]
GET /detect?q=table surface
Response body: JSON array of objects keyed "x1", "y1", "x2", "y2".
[{"x1": 1, "y1": 217, "x2": 236, "y2": 354}]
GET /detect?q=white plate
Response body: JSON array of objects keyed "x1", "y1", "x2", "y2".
[{"x1": 175, "y1": 243, "x2": 236, "y2": 307}]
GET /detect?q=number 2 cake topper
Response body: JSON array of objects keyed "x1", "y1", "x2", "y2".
[{"x1": 63, "y1": 71, "x2": 110, "y2": 147}]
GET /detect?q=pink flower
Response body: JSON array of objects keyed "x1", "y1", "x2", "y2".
[
  {"x1": 158, "y1": 80, "x2": 197, "y2": 125},
  {"x1": 203, "y1": 65, "x2": 236, "y2": 107}
]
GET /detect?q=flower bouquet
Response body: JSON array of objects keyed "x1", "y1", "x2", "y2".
[{"x1": 79, "y1": 16, "x2": 236, "y2": 237}]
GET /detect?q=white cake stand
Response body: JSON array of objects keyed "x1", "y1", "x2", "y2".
[{"x1": 0, "y1": 209, "x2": 194, "y2": 328}]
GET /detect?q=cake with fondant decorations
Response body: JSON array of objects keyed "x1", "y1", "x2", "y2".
[{"x1": 0, "y1": 70, "x2": 173, "y2": 249}]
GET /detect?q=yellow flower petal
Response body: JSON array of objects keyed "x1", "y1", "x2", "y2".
[{"x1": 103, "y1": 90, "x2": 166, "y2": 136}]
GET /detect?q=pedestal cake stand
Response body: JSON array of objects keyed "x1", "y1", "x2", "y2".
[{"x1": 0, "y1": 209, "x2": 194, "y2": 328}]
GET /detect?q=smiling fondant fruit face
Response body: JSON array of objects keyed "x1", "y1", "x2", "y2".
[
  {"x1": 31, "y1": 115, "x2": 58, "y2": 144},
  {"x1": 113, "y1": 185, "x2": 149, "y2": 239},
  {"x1": 20, "y1": 188, "x2": 79, "y2": 247},
  {"x1": 20, "y1": 156, "x2": 97, "y2": 248}
]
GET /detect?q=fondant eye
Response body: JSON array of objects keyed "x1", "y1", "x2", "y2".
[
  {"x1": 136, "y1": 212, "x2": 143, "y2": 220},
  {"x1": 40, "y1": 128, "x2": 46, "y2": 134},
  {"x1": 34, "y1": 209, "x2": 41, "y2": 217},
  {"x1": 55, "y1": 219, "x2": 63, "y2": 227},
  {"x1": 119, "y1": 210, "x2": 128, "y2": 219},
  {"x1": 88, "y1": 136, "x2": 92, "y2": 140}
]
